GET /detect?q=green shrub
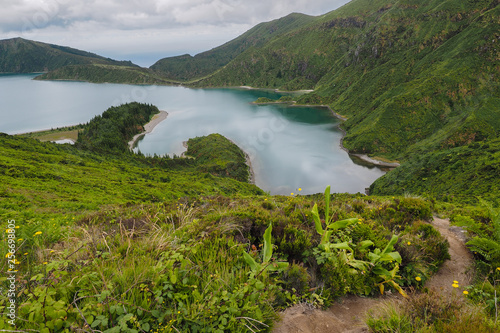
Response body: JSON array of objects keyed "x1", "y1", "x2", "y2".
[
  {"x1": 282, "y1": 264, "x2": 311, "y2": 296},
  {"x1": 277, "y1": 225, "x2": 312, "y2": 262}
]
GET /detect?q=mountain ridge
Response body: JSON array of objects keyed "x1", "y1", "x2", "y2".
[
  {"x1": 149, "y1": 12, "x2": 316, "y2": 81},
  {"x1": 0, "y1": 37, "x2": 137, "y2": 73}
]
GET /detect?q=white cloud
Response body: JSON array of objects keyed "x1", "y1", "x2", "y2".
[{"x1": 0, "y1": 0, "x2": 351, "y2": 66}]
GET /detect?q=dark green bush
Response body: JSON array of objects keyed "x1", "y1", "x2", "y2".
[{"x1": 277, "y1": 225, "x2": 312, "y2": 261}]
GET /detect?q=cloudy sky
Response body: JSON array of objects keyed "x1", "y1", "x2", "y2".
[{"x1": 0, "y1": 0, "x2": 351, "y2": 66}]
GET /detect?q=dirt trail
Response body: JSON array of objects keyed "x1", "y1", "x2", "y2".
[
  {"x1": 272, "y1": 217, "x2": 473, "y2": 333},
  {"x1": 424, "y1": 217, "x2": 474, "y2": 296}
]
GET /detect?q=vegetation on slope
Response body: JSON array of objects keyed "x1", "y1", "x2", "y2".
[
  {"x1": 0, "y1": 148, "x2": 451, "y2": 331},
  {"x1": 150, "y1": 13, "x2": 315, "y2": 81},
  {"x1": 1, "y1": 102, "x2": 499, "y2": 331},
  {"x1": 370, "y1": 139, "x2": 500, "y2": 204},
  {"x1": 186, "y1": 134, "x2": 250, "y2": 183},
  {"x1": 76, "y1": 102, "x2": 160, "y2": 153},
  {"x1": 35, "y1": 64, "x2": 180, "y2": 85},
  {"x1": 194, "y1": 0, "x2": 499, "y2": 159},
  {"x1": 0, "y1": 37, "x2": 136, "y2": 73}
]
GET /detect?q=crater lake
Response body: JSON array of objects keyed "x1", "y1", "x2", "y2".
[{"x1": 0, "y1": 74, "x2": 386, "y2": 195}]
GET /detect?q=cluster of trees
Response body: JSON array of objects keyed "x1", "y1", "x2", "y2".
[{"x1": 76, "y1": 102, "x2": 159, "y2": 153}]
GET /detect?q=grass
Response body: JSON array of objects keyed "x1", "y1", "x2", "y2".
[
  {"x1": 367, "y1": 290, "x2": 500, "y2": 332},
  {"x1": 1, "y1": 121, "x2": 499, "y2": 331},
  {"x1": 20, "y1": 129, "x2": 80, "y2": 142}
]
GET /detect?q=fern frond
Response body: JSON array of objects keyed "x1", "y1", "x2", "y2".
[{"x1": 466, "y1": 237, "x2": 500, "y2": 262}]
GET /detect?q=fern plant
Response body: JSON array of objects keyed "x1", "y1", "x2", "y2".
[{"x1": 466, "y1": 200, "x2": 500, "y2": 264}]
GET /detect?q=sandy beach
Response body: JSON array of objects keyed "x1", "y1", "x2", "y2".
[{"x1": 128, "y1": 111, "x2": 168, "y2": 150}]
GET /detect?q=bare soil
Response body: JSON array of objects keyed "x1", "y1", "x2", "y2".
[{"x1": 272, "y1": 217, "x2": 473, "y2": 333}]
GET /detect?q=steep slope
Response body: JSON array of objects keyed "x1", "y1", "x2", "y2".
[
  {"x1": 370, "y1": 138, "x2": 500, "y2": 203},
  {"x1": 0, "y1": 37, "x2": 136, "y2": 73},
  {"x1": 150, "y1": 13, "x2": 315, "y2": 81},
  {"x1": 195, "y1": 0, "x2": 499, "y2": 160}
]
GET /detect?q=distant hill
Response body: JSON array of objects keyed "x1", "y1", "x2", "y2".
[
  {"x1": 149, "y1": 13, "x2": 315, "y2": 81},
  {"x1": 34, "y1": 64, "x2": 179, "y2": 85},
  {"x1": 0, "y1": 37, "x2": 136, "y2": 73}
]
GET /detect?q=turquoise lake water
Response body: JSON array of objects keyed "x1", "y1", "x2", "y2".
[{"x1": 0, "y1": 74, "x2": 386, "y2": 195}]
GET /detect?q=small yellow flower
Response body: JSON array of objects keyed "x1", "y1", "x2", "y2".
[
  {"x1": 463, "y1": 290, "x2": 469, "y2": 295},
  {"x1": 17, "y1": 238, "x2": 23, "y2": 242},
  {"x1": 24, "y1": 252, "x2": 28, "y2": 255},
  {"x1": 264, "y1": 198, "x2": 267, "y2": 201},
  {"x1": 34, "y1": 231, "x2": 42, "y2": 236},
  {"x1": 50, "y1": 250, "x2": 55, "y2": 253},
  {"x1": 298, "y1": 188, "x2": 302, "y2": 191},
  {"x1": 291, "y1": 192, "x2": 294, "y2": 196},
  {"x1": 453, "y1": 280, "x2": 459, "y2": 284},
  {"x1": 5, "y1": 229, "x2": 12, "y2": 233},
  {"x1": 15, "y1": 226, "x2": 19, "y2": 229},
  {"x1": 497, "y1": 267, "x2": 500, "y2": 271},
  {"x1": 43, "y1": 262, "x2": 48, "y2": 265},
  {"x1": 407, "y1": 242, "x2": 411, "y2": 245},
  {"x1": 452, "y1": 283, "x2": 459, "y2": 288},
  {"x1": 5, "y1": 252, "x2": 13, "y2": 258},
  {"x1": 415, "y1": 276, "x2": 422, "y2": 281}
]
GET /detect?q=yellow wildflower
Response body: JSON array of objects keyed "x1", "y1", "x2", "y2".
[
  {"x1": 407, "y1": 242, "x2": 411, "y2": 245},
  {"x1": 298, "y1": 188, "x2": 302, "y2": 191},
  {"x1": 463, "y1": 290, "x2": 469, "y2": 295},
  {"x1": 34, "y1": 231, "x2": 42, "y2": 236},
  {"x1": 415, "y1": 276, "x2": 421, "y2": 281},
  {"x1": 5, "y1": 252, "x2": 13, "y2": 258}
]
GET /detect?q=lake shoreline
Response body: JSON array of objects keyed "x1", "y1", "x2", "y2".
[
  {"x1": 128, "y1": 111, "x2": 168, "y2": 150},
  {"x1": 324, "y1": 105, "x2": 401, "y2": 168}
]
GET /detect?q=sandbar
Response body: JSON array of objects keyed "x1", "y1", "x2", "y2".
[{"x1": 128, "y1": 111, "x2": 168, "y2": 150}]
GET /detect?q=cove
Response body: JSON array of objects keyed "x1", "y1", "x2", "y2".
[{"x1": 0, "y1": 74, "x2": 386, "y2": 195}]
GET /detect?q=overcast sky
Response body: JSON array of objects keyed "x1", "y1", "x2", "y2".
[{"x1": 0, "y1": 0, "x2": 351, "y2": 66}]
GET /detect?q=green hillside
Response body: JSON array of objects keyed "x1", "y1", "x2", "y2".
[
  {"x1": 196, "y1": 0, "x2": 499, "y2": 155},
  {"x1": 0, "y1": 104, "x2": 457, "y2": 330},
  {"x1": 370, "y1": 139, "x2": 500, "y2": 203},
  {"x1": 0, "y1": 37, "x2": 136, "y2": 73},
  {"x1": 35, "y1": 64, "x2": 179, "y2": 85},
  {"x1": 1, "y1": 102, "x2": 499, "y2": 331},
  {"x1": 150, "y1": 13, "x2": 315, "y2": 81}
]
